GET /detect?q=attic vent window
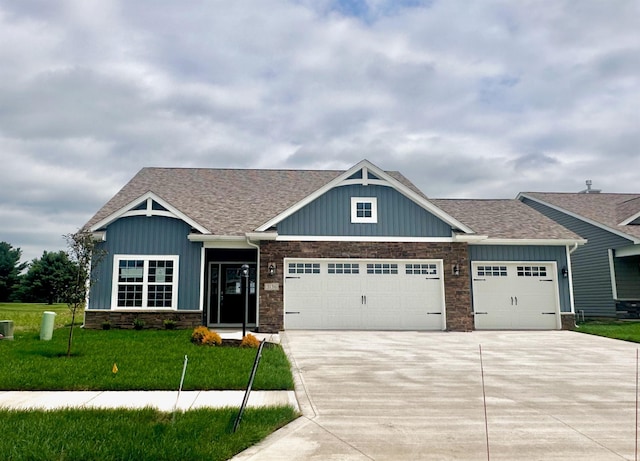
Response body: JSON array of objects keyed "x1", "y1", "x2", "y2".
[{"x1": 351, "y1": 197, "x2": 377, "y2": 223}]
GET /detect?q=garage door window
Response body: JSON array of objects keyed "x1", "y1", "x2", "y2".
[
  {"x1": 517, "y1": 266, "x2": 547, "y2": 277},
  {"x1": 406, "y1": 263, "x2": 437, "y2": 275},
  {"x1": 477, "y1": 265, "x2": 507, "y2": 277},
  {"x1": 367, "y1": 263, "x2": 398, "y2": 274},
  {"x1": 328, "y1": 263, "x2": 360, "y2": 274},
  {"x1": 288, "y1": 263, "x2": 320, "y2": 274}
]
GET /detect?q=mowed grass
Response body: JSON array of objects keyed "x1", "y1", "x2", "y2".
[
  {"x1": 1, "y1": 406, "x2": 298, "y2": 461},
  {"x1": 0, "y1": 303, "x2": 73, "y2": 332},
  {"x1": 0, "y1": 303, "x2": 294, "y2": 390},
  {"x1": 576, "y1": 319, "x2": 640, "y2": 343},
  {"x1": 0, "y1": 304, "x2": 298, "y2": 459}
]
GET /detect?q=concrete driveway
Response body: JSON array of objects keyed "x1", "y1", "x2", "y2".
[{"x1": 234, "y1": 330, "x2": 638, "y2": 460}]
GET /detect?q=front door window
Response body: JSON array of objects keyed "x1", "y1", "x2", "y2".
[{"x1": 208, "y1": 263, "x2": 257, "y2": 325}]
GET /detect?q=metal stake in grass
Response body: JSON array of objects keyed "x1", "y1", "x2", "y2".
[
  {"x1": 174, "y1": 355, "x2": 188, "y2": 414},
  {"x1": 635, "y1": 349, "x2": 638, "y2": 461}
]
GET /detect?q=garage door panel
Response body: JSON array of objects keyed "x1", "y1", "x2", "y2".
[
  {"x1": 472, "y1": 262, "x2": 560, "y2": 330},
  {"x1": 284, "y1": 259, "x2": 445, "y2": 330}
]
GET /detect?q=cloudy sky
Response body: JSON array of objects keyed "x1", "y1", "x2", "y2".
[{"x1": 1, "y1": 0, "x2": 639, "y2": 263}]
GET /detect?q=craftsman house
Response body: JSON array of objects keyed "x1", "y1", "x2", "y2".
[
  {"x1": 84, "y1": 160, "x2": 584, "y2": 332},
  {"x1": 519, "y1": 187, "x2": 640, "y2": 318}
]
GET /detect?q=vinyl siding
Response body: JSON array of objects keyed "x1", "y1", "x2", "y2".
[
  {"x1": 89, "y1": 216, "x2": 202, "y2": 310},
  {"x1": 469, "y1": 245, "x2": 571, "y2": 313},
  {"x1": 278, "y1": 184, "x2": 452, "y2": 237},
  {"x1": 521, "y1": 197, "x2": 634, "y2": 317}
]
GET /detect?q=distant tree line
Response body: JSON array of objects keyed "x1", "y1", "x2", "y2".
[{"x1": 0, "y1": 241, "x2": 79, "y2": 304}]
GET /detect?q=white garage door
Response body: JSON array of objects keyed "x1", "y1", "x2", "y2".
[
  {"x1": 472, "y1": 262, "x2": 560, "y2": 330},
  {"x1": 284, "y1": 259, "x2": 446, "y2": 330}
]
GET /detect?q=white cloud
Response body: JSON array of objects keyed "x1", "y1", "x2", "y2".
[{"x1": 0, "y1": 0, "x2": 639, "y2": 262}]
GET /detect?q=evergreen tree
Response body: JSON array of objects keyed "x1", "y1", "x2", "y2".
[{"x1": 0, "y1": 242, "x2": 27, "y2": 302}]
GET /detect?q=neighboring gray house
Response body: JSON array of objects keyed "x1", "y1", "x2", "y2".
[
  {"x1": 519, "y1": 191, "x2": 640, "y2": 318},
  {"x1": 84, "y1": 159, "x2": 583, "y2": 332}
]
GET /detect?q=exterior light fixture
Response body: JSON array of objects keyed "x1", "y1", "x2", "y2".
[
  {"x1": 452, "y1": 264, "x2": 460, "y2": 276},
  {"x1": 561, "y1": 267, "x2": 569, "y2": 278},
  {"x1": 268, "y1": 262, "x2": 276, "y2": 277}
]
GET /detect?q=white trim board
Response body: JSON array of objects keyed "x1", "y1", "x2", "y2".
[
  {"x1": 518, "y1": 193, "x2": 640, "y2": 244},
  {"x1": 256, "y1": 159, "x2": 475, "y2": 234},
  {"x1": 91, "y1": 192, "x2": 209, "y2": 234}
]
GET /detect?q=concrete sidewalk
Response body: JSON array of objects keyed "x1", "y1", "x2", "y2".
[{"x1": 0, "y1": 390, "x2": 298, "y2": 412}]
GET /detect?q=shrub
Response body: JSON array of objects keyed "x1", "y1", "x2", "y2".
[
  {"x1": 101, "y1": 321, "x2": 111, "y2": 331},
  {"x1": 163, "y1": 319, "x2": 177, "y2": 330},
  {"x1": 191, "y1": 326, "x2": 221, "y2": 346},
  {"x1": 240, "y1": 334, "x2": 261, "y2": 348},
  {"x1": 191, "y1": 326, "x2": 210, "y2": 344},
  {"x1": 202, "y1": 331, "x2": 222, "y2": 346},
  {"x1": 133, "y1": 318, "x2": 145, "y2": 330}
]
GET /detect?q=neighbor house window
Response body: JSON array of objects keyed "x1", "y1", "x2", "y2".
[
  {"x1": 112, "y1": 255, "x2": 179, "y2": 308},
  {"x1": 351, "y1": 197, "x2": 378, "y2": 223}
]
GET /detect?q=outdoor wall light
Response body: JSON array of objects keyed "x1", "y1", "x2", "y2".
[
  {"x1": 561, "y1": 267, "x2": 568, "y2": 278},
  {"x1": 452, "y1": 264, "x2": 460, "y2": 276},
  {"x1": 268, "y1": 262, "x2": 277, "y2": 277}
]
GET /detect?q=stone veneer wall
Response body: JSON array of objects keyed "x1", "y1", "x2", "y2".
[
  {"x1": 84, "y1": 310, "x2": 202, "y2": 329},
  {"x1": 258, "y1": 240, "x2": 473, "y2": 333},
  {"x1": 561, "y1": 313, "x2": 576, "y2": 330}
]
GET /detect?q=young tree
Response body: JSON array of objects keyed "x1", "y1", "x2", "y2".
[
  {"x1": 61, "y1": 230, "x2": 106, "y2": 357},
  {"x1": 0, "y1": 242, "x2": 27, "y2": 302},
  {"x1": 20, "y1": 251, "x2": 77, "y2": 304}
]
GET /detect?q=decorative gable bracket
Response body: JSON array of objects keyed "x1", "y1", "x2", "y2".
[{"x1": 89, "y1": 191, "x2": 209, "y2": 234}]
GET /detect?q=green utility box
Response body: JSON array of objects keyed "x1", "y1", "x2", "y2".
[{"x1": 40, "y1": 311, "x2": 57, "y2": 341}]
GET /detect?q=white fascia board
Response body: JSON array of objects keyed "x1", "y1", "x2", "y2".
[
  {"x1": 614, "y1": 244, "x2": 640, "y2": 258},
  {"x1": 187, "y1": 234, "x2": 247, "y2": 242},
  {"x1": 472, "y1": 238, "x2": 587, "y2": 246},
  {"x1": 453, "y1": 234, "x2": 489, "y2": 242},
  {"x1": 255, "y1": 159, "x2": 475, "y2": 234},
  {"x1": 275, "y1": 235, "x2": 456, "y2": 243},
  {"x1": 518, "y1": 193, "x2": 640, "y2": 244},
  {"x1": 245, "y1": 232, "x2": 278, "y2": 241},
  {"x1": 92, "y1": 231, "x2": 106, "y2": 241},
  {"x1": 90, "y1": 191, "x2": 209, "y2": 234}
]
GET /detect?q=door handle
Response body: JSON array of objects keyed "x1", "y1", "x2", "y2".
[
  {"x1": 511, "y1": 296, "x2": 514, "y2": 305},
  {"x1": 515, "y1": 296, "x2": 518, "y2": 306}
]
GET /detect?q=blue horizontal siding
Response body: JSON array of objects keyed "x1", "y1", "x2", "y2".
[
  {"x1": 278, "y1": 184, "x2": 452, "y2": 237},
  {"x1": 470, "y1": 245, "x2": 571, "y2": 313},
  {"x1": 522, "y1": 197, "x2": 634, "y2": 317},
  {"x1": 89, "y1": 216, "x2": 202, "y2": 311}
]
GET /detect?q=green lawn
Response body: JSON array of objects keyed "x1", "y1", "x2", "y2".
[
  {"x1": 576, "y1": 320, "x2": 640, "y2": 343},
  {"x1": 0, "y1": 407, "x2": 297, "y2": 461},
  {"x1": 0, "y1": 303, "x2": 299, "y2": 459},
  {"x1": 0, "y1": 303, "x2": 73, "y2": 332},
  {"x1": 1, "y1": 327, "x2": 293, "y2": 390}
]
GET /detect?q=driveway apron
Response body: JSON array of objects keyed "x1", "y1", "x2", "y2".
[{"x1": 234, "y1": 330, "x2": 638, "y2": 460}]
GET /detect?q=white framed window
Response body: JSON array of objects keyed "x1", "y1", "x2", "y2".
[
  {"x1": 351, "y1": 197, "x2": 378, "y2": 223},
  {"x1": 112, "y1": 255, "x2": 179, "y2": 309}
]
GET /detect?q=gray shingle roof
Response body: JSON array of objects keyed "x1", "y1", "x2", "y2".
[
  {"x1": 430, "y1": 199, "x2": 582, "y2": 240},
  {"x1": 523, "y1": 192, "x2": 640, "y2": 240},
  {"x1": 86, "y1": 167, "x2": 424, "y2": 235}
]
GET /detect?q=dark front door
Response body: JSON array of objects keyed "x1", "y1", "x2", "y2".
[{"x1": 208, "y1": 263, "x2": 257, "y2": 325}]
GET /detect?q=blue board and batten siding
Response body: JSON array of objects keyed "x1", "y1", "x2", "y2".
[
  {"x1": 469, "y1": 245, "x2": 572, "y2": 313},
  {"x1": 89, "y1": 216, "x2": 202, "y2": 310},
  {"x1": 278, "y1": 184, "x2": 452, "y2": 237},
  {"x1": 521, "y1": 197, "x2": 635, "y2": 317}
]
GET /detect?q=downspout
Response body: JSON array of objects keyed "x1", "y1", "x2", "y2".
[
  {"x1": 569, "y1": 242, "x2": 579, "y2": 254},
  {"x1": 245, "y1": 235, "x2": 261, "y2": 330}
]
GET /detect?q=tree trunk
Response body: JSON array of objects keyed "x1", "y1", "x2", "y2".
[{"x1": 66, "y1": 308, "x2": 76, "y2": 358}]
